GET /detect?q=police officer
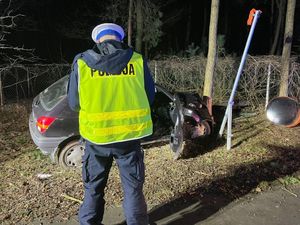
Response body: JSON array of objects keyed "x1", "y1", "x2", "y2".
[{"x1": 67, "y1": 23, "x2": 155, "y2": 225}]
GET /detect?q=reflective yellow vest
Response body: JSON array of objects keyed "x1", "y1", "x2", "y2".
[{"x1": 77, "y1": 52, "x2": 153, "y2": 144}]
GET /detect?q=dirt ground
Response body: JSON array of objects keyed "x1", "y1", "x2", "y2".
[{"x1": 0, "y1": 102, "x2": 299, "y2": 225}]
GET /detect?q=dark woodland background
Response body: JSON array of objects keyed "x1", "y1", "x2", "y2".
[{"x1": 1, "y1": 0, "x2": 300, "y2": 63}]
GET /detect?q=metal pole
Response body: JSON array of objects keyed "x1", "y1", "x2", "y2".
[
  {"x1": 227, "y1": 101, "x2": 233, "y2": 150},
  {"x1": 219, "y1": 10, "x2": 262, "y2": 137},
  {"x1": 265, "y1": 63, "x2": 271, "y2": 110}
]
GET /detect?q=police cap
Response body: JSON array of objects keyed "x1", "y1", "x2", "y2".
[{"x1": 91, "y1": 23, "x2": 125, "y2": 43}]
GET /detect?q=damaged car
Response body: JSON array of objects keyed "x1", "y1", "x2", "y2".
[{"x1": 29, "y1": 75, "x2": 214, "y2": 168}]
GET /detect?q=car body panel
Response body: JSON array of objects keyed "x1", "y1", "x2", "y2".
[
  {"x1": 29, "y1": 76, "x2": 178, "y2": 158},
  {"x1": 29, "y1": 112, "x2": 70, "y2": 155},
  {"x1": 29, "y1": 75, "x2": 213, "y2": 165}
]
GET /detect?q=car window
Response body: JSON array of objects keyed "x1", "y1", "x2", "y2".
[{"x1": 40, "y1": 75, "x2": 69, "y2": 111}]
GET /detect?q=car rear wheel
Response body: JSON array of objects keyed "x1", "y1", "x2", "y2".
[{"x1": 58, "y1": 140, "x2": 85, "y2": 168}]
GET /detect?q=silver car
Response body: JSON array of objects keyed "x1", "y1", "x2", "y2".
[{"x1": 29, "y1": 75, "x2": 213, "y2": 168}]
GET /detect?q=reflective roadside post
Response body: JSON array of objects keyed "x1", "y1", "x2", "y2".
[
  {"x1": 265, "y1": 63, "x2": 271, "y2": 110},
  {"x1": 219, "y1": 9, "x2": 262, "y2": 150},
  {"x1": 227, "y1": 100, "x2": 233, "y2": 150}
]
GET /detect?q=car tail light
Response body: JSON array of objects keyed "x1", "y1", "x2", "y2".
[{"x1": 36, "y1": 116, "x2": 56, "y2": 133}]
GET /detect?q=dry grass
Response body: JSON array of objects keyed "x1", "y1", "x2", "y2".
[{"x1": 0, "y1": 103, "x2": 299, "y2": 224}]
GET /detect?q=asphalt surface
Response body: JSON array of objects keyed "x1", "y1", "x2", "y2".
[{"x1": 32, "y1": 184, "x2": 300, "y2": 225}]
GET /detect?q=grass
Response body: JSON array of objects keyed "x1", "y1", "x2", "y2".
[
  {"x1": 278, "y1": 176, "x2": 300, "y2": 186},
  {"x1": 0, "y1": 102, "x2": 300, "y2": 224},
  {"x1": 30, "y1": 148, "x2": 48, "y2": 161}
]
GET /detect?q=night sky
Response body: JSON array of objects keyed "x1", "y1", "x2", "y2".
[{"x1": 4, "y1": 0, "x2": 300, "y2": 63}]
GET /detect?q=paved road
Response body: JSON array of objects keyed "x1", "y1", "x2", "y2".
[{"x1": 32, "y1": 184, "x2": 300, "y2": 225}]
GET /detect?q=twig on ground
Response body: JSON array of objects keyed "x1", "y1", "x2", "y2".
[
  {"x1": 61, "y1": 194, "x2": 83, "y2": 204},
  {"x1": 281, "y1": 187, "x2": 298, "y2": 198},
  {"x1": 194, "y1": 171, "x2": 211, "y2": 176}
]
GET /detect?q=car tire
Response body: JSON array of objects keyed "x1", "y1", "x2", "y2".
[{"x1": 58, "y1": 140, "x2": 85, "y2": 169}]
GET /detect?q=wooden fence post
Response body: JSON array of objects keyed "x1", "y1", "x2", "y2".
[
  {"x1": 27, "y1": 69, "x2": 30, "y2": 97},
  {"x1": 15, "y1": 69, "x2": 19, "y2": 103},
  {"x1": 0, "y1": 72, "x2": 3, "y2": 107}
]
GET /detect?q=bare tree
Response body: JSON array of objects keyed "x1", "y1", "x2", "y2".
[
  {"x1": 133, "y1": 0, "x2": 162, "y2": 54},
  {"x1": 142, "y1": 0, "x2": 162, "y2": 56},
  {"x1": 127, "y1": 0, "x2": 133, "y2": 47},
  {"x1": 203, "y1": 0, "x2": 219, "y2": 98},
  {"x1": 270, "y1": 0, "x2": 286, "y2": 55},
  {"x1": 55, "y1": 0, "x2": 127, "y2": 41},
  {"x1": 184, "y1": 3, "x2": 192, "y2": 48},
  {"x1": 0, "y1": 0, "x2": 37, "y2": 106},
  {"x1": 279, "y1": 0, "x2": 296, "y2": 96},
  {"x1": 0, "y1": 0, "x2": 36, "y2": 65},
  {"x1": 104, "y1": 0, "x2": 162, "y2": 55},
  {"x1": 200, "y1": 0, "x2": 208, "y2": 53},
  {"x1": 135, "y1": 0, "x2": 143, "y2": 52}
]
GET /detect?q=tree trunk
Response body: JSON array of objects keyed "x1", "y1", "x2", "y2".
[
  {"x1": 135, "y1": 0, "x2": 143, "y2": 53},
  {"x1": 270, "y1": 0, "x2": 286, "y2": 55},
  {"x1": 201, "y1": 1, "x2": 208, "y2": 51},
  {"x1": 185, "y1": 3, "x2": 192, "y2": 48},
  {"x1": 203, "y1": 0, "x2": 219, "y2": 98},
  {"x1": 279, "y1": 0, "x2": 296, "y2": 96},
  {"x1": 276, "y1": 5, "x2": 287, "y2": 55},
  {"x1": 127, "y1": 0, "x2": 133, "y2": 47},
  {"x1": 269, "y1": 0, "x2": 274, "y2": 49},
  {"x1": 223, "y1": 0, "x2": 229, "y2": 39}
]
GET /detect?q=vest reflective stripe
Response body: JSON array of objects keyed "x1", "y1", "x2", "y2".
[
  {"x1": 80, "y1": 108, "x2": 151, "y2": 122},
  {"x1": 82, "y1": 120, "x2": 152, "y2": 137},
  {"x1": 77, "y1": 52, "x2": 153, "y2": 144}
]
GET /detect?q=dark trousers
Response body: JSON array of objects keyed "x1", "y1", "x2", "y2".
[{"x1": 79, "y1": 140, "x2": 148, "y2": 225}]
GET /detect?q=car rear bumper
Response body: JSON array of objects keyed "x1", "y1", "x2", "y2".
[{"x1": 29, "y1": 112, "x2": 67, "y2": 157}]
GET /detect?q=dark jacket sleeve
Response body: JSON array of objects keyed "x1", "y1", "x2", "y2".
[
  {"x1": 67, "y1": 54, "x2": 81, "y2": 112},
  {"x1": 143, "y1": 58, "x2": 155, "y2": 105}
]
